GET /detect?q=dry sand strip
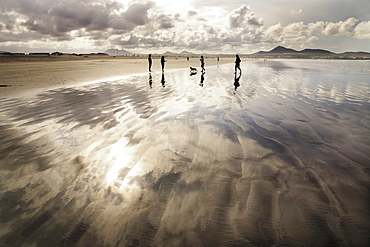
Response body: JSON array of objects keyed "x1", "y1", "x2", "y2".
[{"x1": 0, "y1": 57, "x2": 234, "y2": 97}]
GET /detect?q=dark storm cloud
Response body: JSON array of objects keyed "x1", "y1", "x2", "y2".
[
  {"x1": 0, "y1": 0, "x2": 154, "y2": 40},
  {"x1": 48, "y1": 1, "x2": 110, "y2": 32},
  {"x1": 0, "y1": 30, "x2": 44, "y2": 42},
  {"x1": 113, "y1": 35, "x2": 140, "y2": 47},
  {"x1": 110, "y1": 2, "x2": 154, "y2": 31},
  {"x1": 123, "y1": 3, "x2": 153, "y2": 26},
  {"x1": 157, "y1": 14, "x2": 175, "y2": 29},
  {"x1": 0, "y1": 13, "x2": 16, "y2": 31},
  {"x1": 5, "y1": 20, "x2": 15, "y2": 30},
  {"x1": 0, "y1": 0, "x2": 369, "y2": 53},
  {"x1": 0, "y1": 0, "x2": 51, "y2": 15},
  {"x1": 112, "y1": 34, "x2": 175, "y2": 49}
]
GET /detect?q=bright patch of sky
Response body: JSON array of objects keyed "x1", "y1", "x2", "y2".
[{"x1": 0, "y1": 0, "x2": 369, "y2": 53}]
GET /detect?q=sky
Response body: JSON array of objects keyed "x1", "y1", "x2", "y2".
[{"x1": 0, "y1": 0, "x2": 369, "y2": 54}]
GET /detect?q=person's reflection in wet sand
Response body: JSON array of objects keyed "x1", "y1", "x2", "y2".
[
  {"x1": 149, "y1": 73, "x2": 153, "y2": 88},
  {"x1": 199, "y1": 71, "x2": 205, "y2": 87},
  {"x1": 234, "y1": 71, "x2": 241, "y2": 91},
  {"x1": 161, "y1": 72, "x2": 166, "y2": 87}
]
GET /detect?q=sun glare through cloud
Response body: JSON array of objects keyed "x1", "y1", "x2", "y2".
[{"x1": 0, "y1": 0, "x2": 369, "y2": 54}]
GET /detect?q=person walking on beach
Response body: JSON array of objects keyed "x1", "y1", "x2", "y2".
[
  {"x1": 235, "y1": 54, "x2": 242, "y2": 74},
  {"x1": 200, "y1": 55, "x2": 205, "y2": 72},
  {"x1": 161, "y1": 56, "x2": 166, "y2": 71},
  {"x1": 148, "y1": 54, "x2": 152, "y2": 72}
]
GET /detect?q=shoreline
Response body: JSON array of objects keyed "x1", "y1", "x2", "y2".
[{"x1": 0, "y1": 57, "x2": 234, "y2": 98}]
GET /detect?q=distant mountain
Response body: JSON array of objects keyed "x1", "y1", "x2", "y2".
[
  {"x1": 299, "y1": 48, "x2": 334, "y2": 54},
  {"x1": 270, "y1": 46, "x2": 298, "y2": 53},
  {"x1": 254, "y1": 46, "x2": 335, "y2": 56},
  {"x1": 338, "y1": 51, "x2": 370, "y2": 56},
  {"x1": 105, "y1": 49, "x2": 133, "y2": 56},
  {"x1": 255, "y1": 46, "x2": 297, "y2": 55},
  {"x1": 180, "y1": 51, "x2": 195, "y2": 55},
  {"x1": 162, "y1": 51, "x2": 178, "y2": 56}
]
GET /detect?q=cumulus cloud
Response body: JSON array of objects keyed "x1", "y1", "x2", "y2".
[
  {"x1": 322, "y1": 17, "x2": 358, "y2": 36},
  {"x1": 263, "y1": 23, "x2": 283, "y2": 43},
  {"x1": 188, "y1": 10, "x2": 197, "y2": 17},
  {"x1": 353, "y1": 21, "x2": 370, "y2": 39},
  {"x1": 0, "y1": 13, "x2": 15, "y2": 31},
  {"x1": 47, "y1": 1, "x2": 109, "y2": 32},
  {"x1": 283, "y1": 22, "x2": 304, "y2": 37},
  {"x1": 0, "y1": 0, "x2": 154, "y2": 39},
  {"x1": 247, "y1": 13, "x2": 263, "y2": 26},
  {"x1": 228, "y1": 5, "x2": 249, "y2": 28},
  {"x1": 157, "y1": 14, "x2": 175, "y2": 29},
  {"x1": 122, "y1": 3, "x2": 153, "y2": 26},
  {"x1": 290, "y1": 9, "x2": 302, "y2": 14},
  {"x1": 306, "y1": 36, "x2": 319, "y2": 42},
  {"x1": 113, "y1": 35, "x2": 140, "y2": 46},
  {"x1": 306, "y1": 21, "x2": 325, "y2": 35},
  {"x1": 0, "y1": 1, "x2": 368, "y2": 53}
]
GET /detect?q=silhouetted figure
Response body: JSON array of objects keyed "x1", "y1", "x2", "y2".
[
  {"x1": 187, "y1": 57, "x2": 189, "y2": 61},
  {"x1": 200, "y1": 55, "x2": 205, "y2": 72},
  {"x1": 217, "y1": 56, "x2": 219, "y2": 62},
  {"x1": 148, "y1": 54, "x2": 152, "y2": 72},
  {"x1": 234, "y1": 71, "x2": 241, "y2": 91},
  {"x1": 199, "y1": 71, "x2": 205, "y2": 87},
  {"x1": 235, "y1": 54, "x2": 242, "y2": 74},
  {"x1": 161, "y1": 72, "x2": 166, "y2": 87},
  {"x1": 161, "y1": 56, "x2": 166, "y2": 71},
  {"x1": 190, "y1": 68, "x2": 197, "y2": 76},
  {"x1": 149, "y1": 73, "x2": 153, "y2": 88}
]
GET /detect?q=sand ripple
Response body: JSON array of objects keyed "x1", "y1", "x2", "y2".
[{"x1": 0, "y1": 60, "x2": 369, "y2": 246}]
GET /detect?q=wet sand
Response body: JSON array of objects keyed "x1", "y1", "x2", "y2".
[
  {"x1": 0, "y1": 59, "x2": 369, "y2": 246},
  {"x1": 0, "y1": 56, "x2": 232, "y2": 97}
]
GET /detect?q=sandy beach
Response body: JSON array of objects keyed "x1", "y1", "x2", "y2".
[
  {"x1": 0, "y1": 59, "x2": 369, "y2": 246},
  {"x1": 0, "y1": 56, "x2": 233, "y2": 97}
]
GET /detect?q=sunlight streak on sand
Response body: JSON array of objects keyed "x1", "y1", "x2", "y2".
[{"x1": 0, "y1": 59, "x2": 369, "y2": 246}]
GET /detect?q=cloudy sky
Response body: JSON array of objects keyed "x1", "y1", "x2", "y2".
[{"x1": 0, "y1": 0, "x2": 369, "y2": 54}]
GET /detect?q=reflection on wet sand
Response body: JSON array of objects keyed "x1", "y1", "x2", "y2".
[
  {"x1": 199, "y1": 71, "x2": 205, "y2": 87},
  {"x1": 0, "y1": 60, "x2": 369, "y2": 246},
  {"x1": 234, "y1": 71, "x2": 241, "y2": 91},
  {"x1": 161, "y1": 72, "x2": 166, "y2": 87},
  {"x1": 148, "y1": 73, "x2": 153, "y2": 88}
]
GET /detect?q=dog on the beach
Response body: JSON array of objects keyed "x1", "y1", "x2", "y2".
[{"x1": 190, "y1": 67, "x2": 197, "y2": 76}]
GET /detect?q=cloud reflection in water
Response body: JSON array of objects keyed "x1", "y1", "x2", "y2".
[{"x1": 0, "y1": 60, "x2": 369, "y2": 246}]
